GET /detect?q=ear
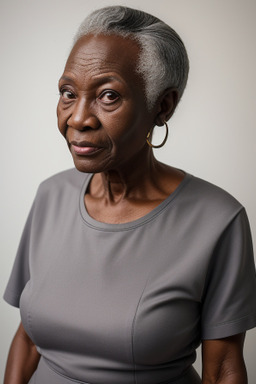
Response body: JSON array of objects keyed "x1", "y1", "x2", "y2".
[{"x1": 154, "y1": 88, "x2": 179, "y2": 126}]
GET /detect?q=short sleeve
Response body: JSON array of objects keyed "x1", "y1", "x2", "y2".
[
  {"x1": 3, "y1": 201, "x2": 35, "y2": 308},
  {"x1": 201, "y1": 208, "x2": 256, "y2": 339}
]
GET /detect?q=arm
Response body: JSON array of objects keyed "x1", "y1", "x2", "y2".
[
  {"x1": 202, "y1": 333, "x2": 247, "y2": 384},
  {"x1": 4, "y1": 322, "x2": 41, "y2": 384}
]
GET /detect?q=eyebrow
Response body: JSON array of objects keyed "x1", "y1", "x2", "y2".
[
  {"x1": 93, "y1": 75, "x2": 124, "y2": 85},
  {"x1": 59, "y1": 75, "x2": 74, "y2": 83},
  {"x1": 59, "y1": 74, "x2": 125, "y2": 86}
]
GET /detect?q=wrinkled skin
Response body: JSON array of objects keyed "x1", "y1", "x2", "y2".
[
  {"x1": 57, "y1": 33, "x2": 182, "y2": 224},
  {"x1": 57, "y1": 34, "x2": 158, "y2": 175}
]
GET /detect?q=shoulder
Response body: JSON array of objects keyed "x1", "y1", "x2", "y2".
[
  {"x1": 37, "y1": 168, "x2": 89, "y2": 195},
  {"x1": 181, "y1": 173, "x2": 244, "y2": 228},
  {"x1": 27, "y1": 168, "x2": 91, "y2": 224},
  {"x1": 32, "y1": 168, "x2": 90, "y2": 211},
  {"x1": 188, "y1": 174, "x2": 242, "y2": 207}
]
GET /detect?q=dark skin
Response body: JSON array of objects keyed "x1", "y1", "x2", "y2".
[
  {"x1": 4, "y1": 323, "x2": 247, "y2": 384},
  {"x1": 4, "y1": 34, "x2": 248, "y2": 383},
  {"x1": 202, "y1": 334, "x2": 247, "y2": 384},
  {"x1": 57, "y1": 34, "x2": 184, "y2": 224},
  {"x1": 4, "y1": 323, "x2": 40, "y2": 384}
]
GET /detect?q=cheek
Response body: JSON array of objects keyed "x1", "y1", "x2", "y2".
[
  {"x1": 103, "y1": 113, "x2": 147, "y2": 156},
  {"x1": 106, "y1": 107, "x2": 142, "y2": 139},
  {"x1": 56, "y1": 103, "x2": 67, "y2": 137}
]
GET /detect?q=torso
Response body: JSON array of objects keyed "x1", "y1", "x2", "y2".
[{"x1": 6, "y1": 168, "x2": 253, "y2": 384}]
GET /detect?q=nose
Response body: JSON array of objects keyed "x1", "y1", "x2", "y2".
[{"x1": 67, "y1": 99, "x2": 100, "y2": 131}]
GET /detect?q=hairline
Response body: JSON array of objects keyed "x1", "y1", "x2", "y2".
[
  {"x1": 73, "y1": 29, "x2": 165, "y2": 110},
  {"x1": 72, "y1": 6, "x2": 189, "y2": 111}
]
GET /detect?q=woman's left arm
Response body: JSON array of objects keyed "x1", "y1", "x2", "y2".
[{"x1": 202, "y1": 333, "x2": 247, "y2": 384}]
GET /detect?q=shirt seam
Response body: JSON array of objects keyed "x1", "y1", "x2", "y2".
[
  {"x1": 43, "y1": 357, "x2": 90, "y2": 383},
  {"x1": 79, "y1": 174, "x2": 192, "y2": 233},
  {"x1": 131, "y1": 277, "x2": 150, "y2": 384},
  {"x1": 204, "y1": 311, "x2": 256, "y2": 329}
]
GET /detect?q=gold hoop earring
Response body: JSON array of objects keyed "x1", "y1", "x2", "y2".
[{"x1": 146, "y1": 121, "x2": 169, "y2": 149}]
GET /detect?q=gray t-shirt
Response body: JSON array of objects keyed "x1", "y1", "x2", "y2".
[{"x1": 4, "y1": 169, "x2": 256, "y2": 384}]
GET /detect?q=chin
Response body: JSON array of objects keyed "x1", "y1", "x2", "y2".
[
  {"x1": 72, "y1": 158, "x2": 103, "y2": 174},
  {"x1": 71, "y1": 149, "x2": 116, "y2": 174},
  {"x1": 73, "y1": 161, "x2": 94, "y2": 174}
]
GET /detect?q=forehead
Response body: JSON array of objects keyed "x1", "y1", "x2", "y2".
[{"x1": 64, "y1": 34, "x2": 142, "y2": 82}]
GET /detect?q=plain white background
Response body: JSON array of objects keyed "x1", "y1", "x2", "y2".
[{"x1": 1, "y1": 0, "x2": 255, "y2": 381}]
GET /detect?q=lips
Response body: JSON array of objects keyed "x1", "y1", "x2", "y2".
[{"x1": 70, "y1": 140, "x2": 104, "y2": 156}]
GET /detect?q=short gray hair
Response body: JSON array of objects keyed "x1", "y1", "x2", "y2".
[{"x1": 73, "y1": 6, "x2": 189, "y2": 109}]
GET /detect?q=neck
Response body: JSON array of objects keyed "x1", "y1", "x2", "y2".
[{"x1": 92, "y1": 150, "x2": 162, "y2": 203}]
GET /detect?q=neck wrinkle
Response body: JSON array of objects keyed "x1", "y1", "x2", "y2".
[{"x1": 96, "y1": 150, "x2": 159, "y2": 203}]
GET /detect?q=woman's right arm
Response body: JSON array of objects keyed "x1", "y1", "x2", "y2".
[{"x1": 4, "y1": 322, "x2": 40, "y2": 384}]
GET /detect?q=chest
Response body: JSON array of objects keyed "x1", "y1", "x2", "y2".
[{"x1": 20, "y1": 212, "x2": 211, "y2": 367}]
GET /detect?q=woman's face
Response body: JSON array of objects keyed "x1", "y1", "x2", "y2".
[{"x1": 57, "y1": 34, "x2": 157, "y2": 173}]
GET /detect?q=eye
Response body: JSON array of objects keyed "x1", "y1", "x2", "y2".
[
  {"x1": 98, "y1": 90, "x2": 120, "y2": 104},
  {"x1": 59, "y1": 88, "x2": 76, "y2": 101}
]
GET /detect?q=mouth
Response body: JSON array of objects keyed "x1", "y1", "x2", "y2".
[{"x1": 69, "y1": 140, "x2": 105, "y2": 156}]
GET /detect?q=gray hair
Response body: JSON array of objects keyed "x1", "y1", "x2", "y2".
[{"x1": 73, "y1": 6, "x2": 189, "y2": 109}]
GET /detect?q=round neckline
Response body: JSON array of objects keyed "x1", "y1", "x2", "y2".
[{"x1": 79, "y1": 172, "x2": 192, "y2": 232}]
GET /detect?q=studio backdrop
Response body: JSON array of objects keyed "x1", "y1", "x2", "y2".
[{"x1": 1, "y1": 0, "x2": 255, "y2": 381}]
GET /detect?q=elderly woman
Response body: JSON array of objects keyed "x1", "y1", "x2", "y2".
[{"x1": 3, "y1": 5, "x2": 256, "y2": 384}]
